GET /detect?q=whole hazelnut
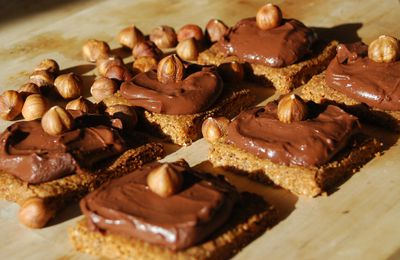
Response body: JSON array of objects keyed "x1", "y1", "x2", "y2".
[
  {"x1": 368, "y1": 35, "x2": 400, "y2": 63},
  {"x1": 256, "y1": 3, "x2": 282, "y2": 30},
  {"x1": 104, "y1": 64, "x2": 133, "y2": 82},
  {"x1": 150, "y1": 25, "x2": 178, "y2": 49},
  {"x1": 96, "y1": 56, "x2": 124, "y2": 76},
  {"x1": 132, "y1": 41, "x2": 163, "y2": 60},
  {"x1": 0, "y1": 90, "x2": 24, "y2": 120},
  {"x1": 277, "y1": 94, "x2": 308, "y2": 123},
  {"x1": 117, "y1": 25, "x2": 145, "y2": 49},
  {"x1": 177, "y1": 24, "x2": 204, "y2": 42},
  {"x1": 133, "y1": 56, "x2": 158, "y2": 73},
  {"x1": 18, "y1": 197, "x2": 55, "y2": 229},
  {"x1": 18, "y1": 83, "x2": 40, "y2": 97},
  {"x1": 41, "y1": 106, "x2": 73, "y2": 136},
  {"x1": 90, "y1": 76, "x2": 118, "y2": 102},
  {"x1": 82, "y1": 39, "x2": 111, "y2": 63},
  {"x1": 34, "y1": 59, "x2": 60, "y2": 76},
  {"x1": 66, "y1": 96, "x2": 96, "y2": 113},
  {"x1": 147, "y1": 163, "x2": 183, "y2": 197},
  {"x1": 29, "y1": 70, "x2": 54, "y2": 88},
  {"x1": 202, "y1": 117, "x2": 230, "y2": 142},
  {"x1": 106, "y1": 104, "x2": 138, "y2": 130},
  {"x1": 157, "y1": 54, "x2": 184, "y2": 84},
  {"x1": 176, "y1": 38, "x2": 199, "y2": 61},
  {"x1": 205, "y1": 19, "x2": 229, "y2": 43},
  {"x1": 21, "y1": 94, "x2": 48, "y2": 120},
  {"x1": 54, "y1": 73, "x2": 82, "y2": 100},
  {"x1": 217, "y1": 61, "x2": 244, "y2": 82}
]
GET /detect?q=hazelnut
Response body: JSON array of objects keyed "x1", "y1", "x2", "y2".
[
  {"x1": 256, "y1": 3, "x2": 282, "y2": 30},
  {"x1": 34, "y1": 59, "x2": 60, "y2": 75},
  {"x1": 177, "y1": 24, "x2": 204, "y2": 42},
  {"x1": 82, "y1": 39, "x2": 111, "y2": 63},
  {"x1": 205, "y1": 19, "x2": 228, "y2": 43},
  {"x1": 150, "y1": 25, "x2": 178, "y2": 49},
  {"x1": 132, "y1": 41, "x2": 163, "y2": 60},
  {"x1": 133, "y1": 56, "x2": 158, "y2": 73},
  {"x1": 66, "y1": 96, "x2": 96, "y2": 113},
  {"x1": 176, "y1": 38, "x2": 199, "y2": 61},
  {"x1": 18, "y1": 197, "x2": 55, "y2": 229},
  {"x1": 96, "y1": 55, "x2": 124, "y2": 76},
  {"x1": 41, "y1": 106, "x2": 73, "y2": 136},
  {"x1": 0, "y1": 90, "x2": 24, "y2": 120},
  {"x1": 277, "y1": 94, "x2": 308, "y2": 123},
  {"x1": 202, "y1": 117, "x2": 230, "y2": 142},
  {"x1": 157, "y1": 54, "x2": 184, "y2": 84},
  {"x1": 104, "y1": 64, "x2": 133, "y2": 82},
  {"x1": 90, "y1": 76, "x2": 118, "y2": 102},
  {"x1": 217, "y1": 61, "x2": 244, "y2": 82},
  {"x1": 368, "y1": 35, "x2": 400, "y2": 63},
  {"x1": 117, "y1": 25, "x2": 145, "y2": 49},
  {"x1": 105, "y1": 105, "x2": 138, "y2": 130},
  {"x1": 18, "y1": 83, "x2": 40, "y2": 97},
  {"x1": 54, "y1": 73, "x2": 82, "y2": 100},
  {"x1": 21, "y1": 94, "x2": 48, "y2": 120},
  {"x1": 147, "y1": 163, "x2": 183, "y2": 197},
  {"x1": 29, "y1": 70, "x2": 54, "y2": 88}
]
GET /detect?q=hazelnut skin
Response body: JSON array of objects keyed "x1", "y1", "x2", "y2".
[
  {"x1": 205, "y1": 19, "x2": 229, "y2": 43},
  {"x1": 132, "y1": 41, "x2": 163, "y2": 60},
  {"x1": 34, "y1": 59, "x2": 60, "y2": 76},
  {"x1": 256, "y1": 3, "x2": 282, "y2": 30},
  {"x1": 21, "y1": 94, "x2": 48, "y2": 120},
  {"x1": 201, "y1": 117, "x2": 230, "y2": 142},
  {"x1": 29, "y1": 70, "x2": 54, "y2": 88},
  {"x1": 41, "y1": 106, "x2": 73, "y2": 136},
  {"x1": 368, "y1": 35, "x2": 400, "y2": 63},
  {"x1": 177, "y1": 24, "x2": 204, "y2": 42},
  {"x1": 277, "y1": 94, "x2": 308, "y2": 123},
  {"x1": 176, "y1": 38, "x2": 199, "y2": 61},
  {"x1": 54, "y1": 73, "x2": 82, "y2": 100},
  {"x1": 150, "y1": 25, "x2": 178, "y2": 49},
  {"x1": 157, "y1": 54, "x2": 184, "y2": 84},
  {"x1": 104, "y1": 64, "x2": 133, "y2": 82},
  {"x1": 147, "y1": 163, "x2": 183, "y2": 197},
  {"x1": 18, "y1": 197, "x2": 55, "y2": 229},
  {"x1": 117, "y1": 25, "x2": 145, "y2": 49},
  {"x1": 66, "y1": 96, "x2": 96, "y2": 113},
  {"x1": 96, "y1": 56, "x2": 124, "y2": 76},
  {"x1": 217, "y1": 61, "x2": 244, "y2": 82},
  {"x1": 90, "y1": 77, "x2": 118, "y2": 102},
  {"x1": 82, "y1": 39, "x2": 111, "y2": 63},
  {"x1": 0, "y1": 90, "x2": 24, "y2": 120},
  {"x1": 133, "y1": 56, "x2": 158, "y2": 73},
  {"x1": 105, "y1": 105, "x2": 138, "y2": 130},
  {"x1": 18, "y1": 83, "x2": 40, "y2": 97}
]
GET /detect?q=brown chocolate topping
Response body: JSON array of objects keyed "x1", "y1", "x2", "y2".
[
  {"x1": 0, "y1": 113, "x2": 127, "y2": 184},
  {"x1": 80, "y1": 161, "x2": 239, "y2": 250},
  {"x1": 218, "y1": 18, "x2": 316, "y2": 67},
  {"x1": 120, "y1": 69, "x2": 223, "y2": 115},
  {"x1": 326, "y1": 42, "x2": 400, "y2": 111},
  {"x1": 227, "y1": 102, "x2": 359, "y2": 167}
]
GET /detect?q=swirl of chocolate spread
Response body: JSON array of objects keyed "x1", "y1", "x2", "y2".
[
  {"x1": 326, "y1": 42, "x2": 400, "y2": 111},
  {"x1": 218, "y1": 18, "x2": 317, "y2": 67},
  {"x1": 80, "y1": 161, "x2": 239, "y2": 250},
  {"x1": 120, "y1": 67, "x2": 223, "y2": 115},
  {"x1": 0, "y1": 112, "x2": 127, "y2": 184},
  {"x1": 226, "y1": 102, "x2": 359, "y2": 167}
]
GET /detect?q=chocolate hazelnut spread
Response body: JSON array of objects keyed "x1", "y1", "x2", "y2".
[
  {"x1": 80, "y1": 161, "x2": 239, "y2": 250},
  {"x1": 218, "y1": 18, "x2": 316, "y2": 67},
  {"x1": 227, "y1": 102, "x2": 359, "y2": 167},
  {"x1": 120, "y1": 68, "x2": 223, "y2": 115},
  {"x1": 326, "y1": 42, "x2": 400, "y2": 111},
  {"x1": 0, "y1": 113, "x2": 127, "y2": 184}
]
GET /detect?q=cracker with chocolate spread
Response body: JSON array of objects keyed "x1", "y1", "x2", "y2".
[
  {"x1": 0, "y1": 112, "x2": 164, "y2": 228},
  {"x1": 69, "y1": 160, "x2": 277, "y2": 259}
]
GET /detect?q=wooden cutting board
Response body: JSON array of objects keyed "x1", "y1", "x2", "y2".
[{"x1": 1, "y1": 0, "x2": 399, "y2": 259}]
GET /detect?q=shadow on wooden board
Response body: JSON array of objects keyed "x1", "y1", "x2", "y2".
[{"x1": 312, "y1": 23, "x2": 363, "y2": 43}]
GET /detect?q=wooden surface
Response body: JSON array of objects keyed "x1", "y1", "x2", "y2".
[{"x1": 1, "y1": 0, "x2": 400, "y2": 259}]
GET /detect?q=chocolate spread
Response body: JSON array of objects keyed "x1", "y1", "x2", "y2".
[
  {"x1": 0, "y1": 113, "x2": 127, "y2": 184},
  {"x1": 227, "y1": 102, "x2": 359, "y2": 167},
  {"x1": 326, "y1": 42, "x2": 400, "y2": 111},
  {"x1": 80, "y1": 161, "x2": 239, "y2": 250},
  {"x1": 218, "y1": 18, "x2": 316, "y2": 67},
  {"x1": 120, "y1": 68, "x2": 223, "y2": 115}
]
